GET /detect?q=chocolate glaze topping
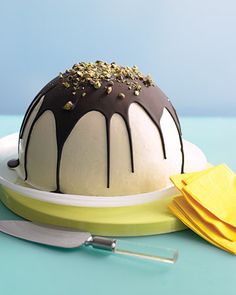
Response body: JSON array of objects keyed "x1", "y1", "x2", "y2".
[{"x1": 8, "y1": 61, "x2": 184, "y2": 193}]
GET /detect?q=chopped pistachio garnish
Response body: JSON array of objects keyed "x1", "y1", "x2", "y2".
[
  {"x1": 107, "y1": 81, "x2": 114, "y2": 86},
  {"x1": 62, "y1": 81, "x2": 70, "y2": 88},
  {"x1": 59, "y1": 61, "x2": 155, "y2": 100},
  {"x1": 82, "y1": 92, "x2": 87, "y2": 97},
  {"x1": 106, "y1": 86, "x2": 113, "y2": 94},
  {"x1": 118, "y1": 93, "x2": 125, "y2": 99},
  {"x1": 93, "y1": 81, "x2": 101, "y2": 89},
  {"x1": 143, "y1": 75, "x2": 153, "y2": 87},
  {"x1": 63, "y1": 101, "x2": 74, "y2": 111}
]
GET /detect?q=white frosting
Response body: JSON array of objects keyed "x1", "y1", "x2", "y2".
[
  {"x1": 25, "y1": 110, "x2": 57, "y2": 191},
  {"x1": 60, "y1": 111, "x2": 107, "y2": 194},
  {"x1": 18, "y1": 103, "x2": 207, "y2": 195},
  {"x1": 17, "y1": 96, "x2": 44, "y2": 180}
]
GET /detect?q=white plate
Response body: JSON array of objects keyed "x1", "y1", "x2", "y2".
[{"x1": 0, "y1": 133, "x2": 181, "y2": 208}]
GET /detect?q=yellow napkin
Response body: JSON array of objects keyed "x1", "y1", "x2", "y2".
[
  {"x1": 183, "y1": 191, "x2": 236, "y2": 241},
  {"x1": 183, "y1": 165, "x2": 236, "y2": 227},
  {"x1": 169, "y1": 164, "x2": 236, "y2": 254},
  {"x1": 170, "y1": 166, "x2": 216, "y2": 192},
  {"x1": 169, "y1": 197, "x2": 236, "y2": 254}
]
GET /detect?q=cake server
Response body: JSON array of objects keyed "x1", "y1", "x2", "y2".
[{"x1": 0, "y1": 220, "x2": 178, "y2": 264}]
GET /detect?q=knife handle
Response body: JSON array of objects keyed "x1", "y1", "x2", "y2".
[{"x1": 87, "y1": 236, "x2": 178, "y2": 264}]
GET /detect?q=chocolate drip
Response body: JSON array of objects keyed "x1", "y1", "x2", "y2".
[
  {"x1": 105, "y1": 117, "x2": 111, "y2": 188},
  {"x1": 165, "y1": 108, "x2": 184, "y2": 172},
  {"x1": 123, "y1": 116, "x2": 134, "y2": 173},
  {"x1": 19, "y1": 77, "x2": 59, "y2": 139},
  {"x1": 7, "y1": 159, "x2": 19, "y2": 168},
  {"x1": 10, "y1": 77, "x2": 184, "y2": 193}
]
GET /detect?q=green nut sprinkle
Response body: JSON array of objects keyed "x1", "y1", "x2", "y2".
[
  {"x1": 93, "y1": 81, "x2": 101, "y2": 89},
  {"x1": 63, "y1": 101, "x2": 74, "y2": 111},
  {"x1": 59, "y1": 61, "x2": 155, "y2": 107},
  {"x1": 62, "y1": 82, "x2": 70, "y2": 88},
  {"x1": 118, "y1": 93, "x2": 125, "y2": 99},
  {"x1": 106, "y1": 86, "x2": 113, "y2": 94}
]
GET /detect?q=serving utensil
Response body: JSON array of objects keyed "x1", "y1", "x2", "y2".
[{"x1": 0, "y1": 220, "x2": 178, "y2": 264}]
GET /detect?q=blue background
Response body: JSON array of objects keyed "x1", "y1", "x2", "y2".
[{"x1": 1, "y1": 0, "x2": 236, "y2": 116}]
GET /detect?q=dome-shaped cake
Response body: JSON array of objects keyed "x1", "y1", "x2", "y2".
[{"x1": 8, "y1": 61, "x2": 207, "y2": 195}]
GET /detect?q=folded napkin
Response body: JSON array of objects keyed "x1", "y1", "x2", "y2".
[{"x1": 169, "y1": 164, "x2": 236, "y2": 254}]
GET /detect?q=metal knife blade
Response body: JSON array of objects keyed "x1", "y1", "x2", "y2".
[{"x1": 0, "y1": 220, "x2": 91, "y2": 248}]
